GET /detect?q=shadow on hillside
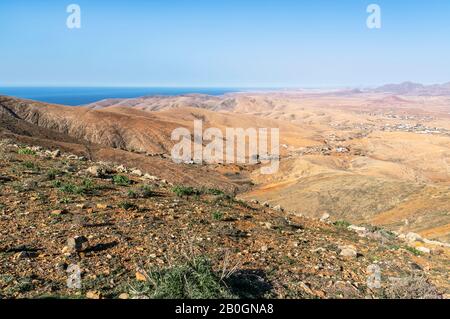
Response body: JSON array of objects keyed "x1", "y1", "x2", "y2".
[
  {"x1": 225, "y1": 269, "x2": 273, "y2": 299},
  {"x1": 85, "y1": 241, "x2": 118, "y2": 253}
]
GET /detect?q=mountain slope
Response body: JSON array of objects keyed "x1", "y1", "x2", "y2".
[{"x1": 0, "y1": 140, "x2": 448, "y2": 299}]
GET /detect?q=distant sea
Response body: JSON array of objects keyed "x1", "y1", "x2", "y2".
[{"x1": 0, "y1": 87, "x2": 244, "y2": 106}]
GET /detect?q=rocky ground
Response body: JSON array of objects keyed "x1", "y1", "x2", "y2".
[{"x1": 0, "y1": 139, "x2": 448, "y2": 299}]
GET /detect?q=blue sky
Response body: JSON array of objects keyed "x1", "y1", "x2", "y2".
[{"x1": 0, "y1": 0, "x2": 449, "y2": 87}]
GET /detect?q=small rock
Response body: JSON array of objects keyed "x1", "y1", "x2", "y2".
[
  {"x1": 131, "y1": 169, "x2": 143, "y2": 177},
  {"x1": 50, "y1": 149, "x2": 61, "y2": 158},
  {"x1": 263, "y1": 222, "x2": 273, "y2": 230},
  {"x1": 116, "y1": 165, "x2": 128, "y2": 173},
  {"x1": 143, "y1": 174, "x2": 159, "y2": 181},
  {"x1": 118, "y1": 293, "x2": 130, "y2": 300},
  {"x1": 261, "y1": 245, "x2": 269, "y2": 252},
  {"x1": 251, "y1": 199, "x2": 259, "y2": 204},
  {"x1": 348, "y1": 225, "x2": 367, "y2": 236},
  {"x1": 262, "y1": 201, "x2": 270, "y2": 207},
  {"x1": 135, "y1": 271, "x2": 147, "y2": 282},
  {"x1": 406, "y1": 232, "x2": 424, "y2": 243},
  {"x1": 298, "y1": 281, "x2": 314, "y2": 295},
  {"x1": 96, "y1": 203, "x2": 109, "y2": 209},
  {"x1": 416, "y1": 246, "x2": 431, "y2": 254},
  {"x1": 86, "y1": 290, "x2": 102, "y2": 299},
  {"x1": 67, "y1": 236, "x2": 89, "y2": 252},
  {"x1": 51, "y1": 209, "x2": 68, "y2": 216},
  {"x1": 14, "y1": 251, "x2": 38, "y2": 260},
  {"x1": 320, "y1": 213, "x2": 330, "y2": 222},
  {"x1": 348, "y1": 225, "x2": 366, "y2": 231},
  {"x1": 76, "y1": 203, "x2": 87, "y2": 209},
  {"x1": 273, "y1": 205, "x2": 284, "y2": 212},
  {"x1": 339, "y1": 245, "x2": 358, "y2": 258},
  {"x1": 86, "y1": 166, "x2": 106, "y2": 177}
]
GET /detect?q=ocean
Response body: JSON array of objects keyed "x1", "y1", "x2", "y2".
[{"x1": 0, "y1": 87, "x2": 243, "y2": 106}]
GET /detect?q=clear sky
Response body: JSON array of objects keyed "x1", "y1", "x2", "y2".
[{"x1": 0, "y1": 0, "x2": 449, "y2": 87}]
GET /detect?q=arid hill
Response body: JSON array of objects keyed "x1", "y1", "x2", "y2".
[
  {"x1": 1, "y1": 90, "x2": 449, "y2": 243},
  {"x1": 0, "y1": 140, "x2": 448, "y2": 299}
]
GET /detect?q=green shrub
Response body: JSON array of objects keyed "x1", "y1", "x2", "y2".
[
  {"x1": 172, "y1": 186, "x2": 201, "y2": 197},
  {"x1": 404, "y1": 246, "x2": 422, "y2": 256},
  {"x1": 18, "y1": 148, "x2": 36, "y2": 156},
  {"x1": 130, "y1": 256, "x2": 234, "y2": 299},
  {"x1": 118, "y1": 201, "x2": 138, "y2": 211},
  {"x1": 57, "y1": 179, "x2": 97, "y2": 195},
  {"x1": 127, "y1": 190, "x2": 137, "y2": 199},
  {"x1": 205, "y1": 188, "x2": 225, "y2": 196},
  {"x1": 140, "y1": 185, "x2": 154, "y2": 198},
  {"x1": 128, "y1": 185, "x2": 154, "y2": 199},
  {"x1": 46, "y1": 169, "x2": 61, "y2": 180},
  {"x1": 333, "y1": 220, "x2": 351, "y2": 228},
  {"x1": 21, "y1": 161, "x2": 39, "y2": 171},
  {"x1": 212, "y1": 211, "x2": 224, "y2": 221},
  {"x1": 113, "y1": 175, "x2": 131, "y2": 186},
  {"x1": 59, "y1": 183, "x2": 78, "y2": 194}
]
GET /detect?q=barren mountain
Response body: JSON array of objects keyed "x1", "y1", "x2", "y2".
[
  {"x1": 374, "y1": 81, "x2": 450, "y2": 96},
  {"x1": 1, "y1": 90, "x2": 450, "y2": 243}
]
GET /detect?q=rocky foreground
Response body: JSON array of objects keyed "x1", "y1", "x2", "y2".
[{"x1": 0, "y1": 139, "x2": 448, "y2": 299}]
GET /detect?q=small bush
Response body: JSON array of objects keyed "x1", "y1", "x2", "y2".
[
  {"x1": 21, "y1": 161, "x2": 39, "y2": 171},
  {"x1": 58, "y1": 197, "x2": 71, "y2": 204},
  {"x1": 383, "y1": 275, "x2": 442, "y2": 299},
  {"x1": 172, "y1": 186, "x2": 201, "y2": 197},
  {"x1": 57, "y1": 179, "x2": 97, "y2": 195},
  {"x1": 130, "y1": 256, "x2": 234, "y2": 299},
  {"x1": 127, "y1": 190, "x2": 137, "y2": 199},
  {"x1": 52, "y1": 180, "x2": 62, "y2": 188},
  {"x1": 212, "y1": 211, "x2": 224, "y2": 221},
  {"x1": 333, "y1": 220, "x2": 351, "y2": 228},
  {"x1": 113, "y1": 175, "x2": 131, "y2": 186},
  {"x1": 18, "y1": 148, "x2": 36, "y2": 156},
  {"x1": 128, "y1": 185, "x2": 154, "y2": 199},
  {"x1": 59, "y1": 183, "x2": 78, "y2": 194},
  {"x1": 140, "y1": 185, "x2": 154, "y2": 198},
  {"x1": 119, "y1": 201, "x2": 138, "y2": 211},
  {"x1": 46, "y1": 169, "x2": 61, "y2": 181},
  {"x1": 404, "y1": 246, "x2": 422, "y2": 256},
  {"x1": 205, "y1": 188, "x2": 225, "y2": 196}
]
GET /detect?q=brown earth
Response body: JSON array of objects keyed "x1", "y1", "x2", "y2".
[{"x1": 0, "y1": 141, "x2": 448, "y2": 299}]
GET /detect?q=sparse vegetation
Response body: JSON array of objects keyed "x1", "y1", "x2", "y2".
[
  {"x1": 212, "y1": 211, "x2": 224, "y2": 221},
  {"x1": 205, "y1": 188, "x2": 225, "y2": 196},
  {"x1": 21, "y1": 161, "x2": 39, "y2": 171},
  {"x1": 18, "y1": 148, "x2": 36, "y2": 156},
  {"x1": 128, "y1": 185, "x2": 155, "y2": 199},
  {"x1": 113, "y1": 174, "x2": 131, "y2": 186},
  {"x1": 46, "y1": 169, "x2": 62, "y2": 180},
  {"x1": 383, "y1": 274, "x2": 442, "y2": 299},
  {"x1": 172, "y1": 185, "x2": 201, "y2": 197},
  {"x1": 333, "y1": 220, "x2": 351, "y2": 228},
  {"x1": 130, "y1": 256, "x2": 235, "y2": 299},
  {"x1": 118, "y1": 201, "x2": 138, "y2": 211},
  {"x1": 0, "y1": 139, "x2": 447, "y2": 300},
  {"x1": 56, "y1": 179, "x2": 98, "y2": 195},
  {"x1": 404, "y1": 246, "x2": 422, "y2": 256}
]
